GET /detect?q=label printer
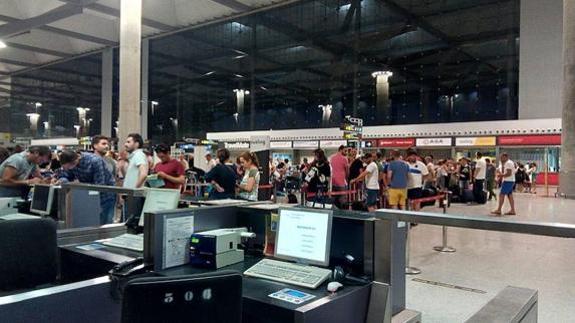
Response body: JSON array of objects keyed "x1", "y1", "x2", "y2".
[{"x1": 190, "y1": 228, "x2": 255, "y2": 269}]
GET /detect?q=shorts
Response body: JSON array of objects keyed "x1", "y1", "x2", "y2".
[
  {"x1": 366, "y1": 189, "x2": 379, "y2": 207},
  {"x1": 408, "y1": 187, "x2": 423, "y2": 200},
  {"x1": 500, "y1": 181, "x2": 515, "y2": 195},
  {"x1": 388, "y1": 188, "x2": 407, "y2": 207}
]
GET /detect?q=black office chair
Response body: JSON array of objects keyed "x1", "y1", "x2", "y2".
[
  {"x1": 0, "y1": 218, "x2": 58, "y2": 291},
  {"x1": 121, "y1": 271, "x2": 243, "y2": 323}
]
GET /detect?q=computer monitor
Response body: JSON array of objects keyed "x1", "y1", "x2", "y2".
[
  {"x1": 121, "y1": 271, "x2": 242, "y2": 323},
  {"x1": 274, "y1": 208, "x2": 333, "y2": 267},
  {"x1": 30, "y1": 185, "x2": 54, "y2": 216},
  {"x1": 138, "y1": 188, "x2": 181, "y2": 226}
]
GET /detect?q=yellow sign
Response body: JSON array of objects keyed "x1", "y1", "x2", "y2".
[
  {"x1": 455, "y1": 137, "x2": 496, "y2": 147},
  {"x1": 0, "y1": 132, "x2": 11, "y2": 145}
]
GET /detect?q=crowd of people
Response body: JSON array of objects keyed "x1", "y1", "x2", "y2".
[
  {"x1": 0, "y1": 135, "x2": 542, "y2": 223},
  {"x1": 269, "y1": 146, "x2": 540, "y2": 216}
]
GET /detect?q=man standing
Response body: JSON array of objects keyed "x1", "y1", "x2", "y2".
[
  {"x1": 330, "y1": 145, "x2": 349, "y2": 208},
  {"x1": 58, "y1": 150, "x2": 116, "y2": 224},
  {"x1": 348, "y1": 148, "x2": 363, "y2": 183},
  {"x1": 123, "y1": 133, "x2": 149, "y2": 189},
  {"x1": 485, "y1": 158, "x2": 497, "y2": 201},
  {"x1": 92, "y1": 135, "x2": 116, "y2": 178},
  {"x1": 473, "y1": 152, "x2": 487, "y2": 202},
  {"x1": 406, "y1": 150, "x2": 429, "y2": 211},
  {"x1": 387, "y1": 150, "x2": 409, "y2": 210},
  {"x1": 492, "y1": 153, "x2": 517, "y2": 216},
  {"x1": 205, "y1": 152, "x2": 217, "y2": 172},
  {"x1": 0, "y1": 146, "x2": 51, "y2": 197},
  {"x1": 351, "y1": 153, "x2": 379, "y2": 212},
  {"x1": 154, "y1": 144, "x2": 186, "y2": 191}
]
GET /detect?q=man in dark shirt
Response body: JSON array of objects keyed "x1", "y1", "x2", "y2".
[
  {"x1": 205, "y1": 148, "x2": 237, "y2": 199},
  {"x1": 154, "y1": 144, "x2": 186, "y2": 190},
  {"x1": 58, "y1": 150, "x2": 116, "y2": 224},
  {"x1": 348, "y1": 148, "x2": 363, "y2": 183}
]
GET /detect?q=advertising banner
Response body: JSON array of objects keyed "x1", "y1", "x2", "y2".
[
  {"x1": 455, "y1": 137, "x2": 496, "y2": 147},
  {"x1": 415, "y1": 137, "x2": 452, "y2": 147},
  {"x1": 377, "y1": 138, "x2": 415, "y2": 148},
  {"x1": 498, "y1": 135, "x2": 561, "y2": 146}
]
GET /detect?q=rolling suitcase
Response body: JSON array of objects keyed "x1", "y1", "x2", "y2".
[{"x1": 463, "y1": 189, "x2": 474, "y2": 203}]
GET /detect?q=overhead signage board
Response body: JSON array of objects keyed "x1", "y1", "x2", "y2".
[
  {"x1": 270, "y1": 141, "x2": 292, "y2": 149},
  {"x1": 224, "y1": 142, "x2": 250, "y2": 150},
  {"x1": 498, "y1": 135, "x2": 561, "y2": 146},
  {"x1": 377, "y1": 138, "x2": 415, "y2": 148},
  {"x1": 293, "y1": 141, "x2": 319, "y2": 149},
  {"x1": 361, "y1": 140, "x2": 374, "y2": 148},
  {"x1": 455, "y1": 137, "x2": 496, "y2": 147},
  {"x1": 415, "y1": 137, "x2": 452, "y2": 147},
  {"x1": 342, "y1": 116, "x2": 363, "y2": 140},
  {"x1": 250, "y1": 135, "x2": 270, "y2": 152},
  {"x1": 320, "y1": 140, "x2": 347, "y2": 148}
]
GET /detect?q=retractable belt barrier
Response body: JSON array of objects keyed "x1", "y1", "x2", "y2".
[{"x1": 405, "y1": 192, "x2": 451, "y2": 275}]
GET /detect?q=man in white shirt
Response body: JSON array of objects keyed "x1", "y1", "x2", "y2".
[
  {"x1": 406, "y1": 150, "x2": 429, "y2": 211},
  {"x1": 205, "y1": 152, "x2": 217, "y2": 172},
  {"x1": 491, "y1": 153, "x2": 516, "y2": 216},
  {"x1": 473, "y1": 152, "x2": 486, "y2": 202},
  {"x1": 123, "y1": 133, "x2": 149, "y2": 189},
  {"x1": 350, "y1": 153, "x2": 379, "y2": 212}
]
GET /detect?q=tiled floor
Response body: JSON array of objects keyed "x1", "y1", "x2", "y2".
[{"x1": 406, "y1": 192, "x2": 575, "y2": 322}]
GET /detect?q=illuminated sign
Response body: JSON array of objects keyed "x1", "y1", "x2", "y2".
[
  {"x1": 270, "y1": 141, "x2": 292, "y2": 149},
  {"x1": 415, "y1": 137, "x2": 452, "y2": 147},
  {"x1": 377, "y1": 138, "x2": 415, "y2": 148},
  {"x1": 320, "y1": 140, "x2": 347, "y2": 148},
  {"x1": 224, "y1": 142, "x2": 250, "y2": 149},
  {"x1": 498, "y1": 135, "x2": 561, "y2": 146},
  {"x1": 456, "y1": 137, "x2": 496, "y2": 147},
  {"x1": 293, "y1": 141, "x2": 319, "y2": 149}
]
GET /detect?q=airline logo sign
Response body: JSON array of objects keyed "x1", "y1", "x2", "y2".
[
  {"x1": 224, "y1": 142, "x2": 250, "y2": 150},
  {"x1": 320, "y1": 140, "x2": 347, "y2": 148},
  {"x1": 270, "y1": 141, "x2": 292, "y2": 149},
  {"x1": 456, "y1": 137, "x2": 496, "y2": 147},
  {"x1": 250, "y1": 135, "x2": 270, "y2": 152},
  {"x1": 498, "y1": 135, "x2": 561, "y2": 146},
  {"x1": 293, "y1": 141, "x2": 319, "y2": 149},
  {"x1": 416, "y1": 138, "x2": 452, "y2": 147},
  {"x1": 377, "y1": 138, "x2": 415, "y2": 148}
]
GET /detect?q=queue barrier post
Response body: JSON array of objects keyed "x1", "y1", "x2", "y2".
[
  {"x1": 433, "y1": 191, "x2": 456, "y2": 253},
  {"x1": 405, "y1": 199, "x2": 421, "y2": 275}
]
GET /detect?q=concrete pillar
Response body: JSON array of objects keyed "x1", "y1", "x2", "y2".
[
  {"x1": 372, "y1": 71, "x2": 392, "y2": 123},
  {"x1": 118, "y1": 0, "x2": 142, "y2": 143},
  {"x1": 101, "y1": 48, "x2": 113, "y2": 137},
  {"x1": 560, "y1": 0, "x2": 575, "y2": 196},
  {"x1": 519, "y1": 0, "x2": 563, "y2": 119},
  {"x1": 235, "y1": 89, "x2": 249, "y2": 115},
  {"x1": 141, "y1": 39, "x2": 149, "y2": 140}
]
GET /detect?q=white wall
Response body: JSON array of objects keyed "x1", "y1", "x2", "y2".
[{"x1": 519, "y1": 0, "x2": 564, "y2": 119}]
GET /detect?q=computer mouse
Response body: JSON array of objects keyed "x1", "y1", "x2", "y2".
[{"x1": 327, "y1": 281, "x2": 343, "y2": 293}]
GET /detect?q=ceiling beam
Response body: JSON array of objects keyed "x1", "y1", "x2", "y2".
[
  {"x1": 0, "y1": 3, "x2": 86, "y2": 39},
  {"x1": 379, "y1": 0, "x2": 501, "y2": 73},
  {"x1": 59, "y1": 1, "x2": 174, "y2": 31},
  {"x1": 0, "y1": 58, "x2": 36, "y2": 68},
  {"x1": 0, "y1": 14, "x2": 117, "y2": 46},
  {"x1": 4, "y1": 42, "x2": 73, "y2": 57},
  {"x1": 207, "y1": 0, "x2": 252, "y2": 12}
]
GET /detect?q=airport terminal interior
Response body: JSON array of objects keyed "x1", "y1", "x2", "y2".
[{"x1": 0, "y1": 0, "x2": 574, "y2": 322}]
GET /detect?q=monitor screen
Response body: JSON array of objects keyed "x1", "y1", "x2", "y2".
[
  {"x1": 30, "y1": 185, "x2": 53, "y2": 215},
  {"x1": 274, "y1": 208, "x2": 332, "y2": 267},
  {"x1": 138, "y1": 188, "x2": 181, "y2": 226}
]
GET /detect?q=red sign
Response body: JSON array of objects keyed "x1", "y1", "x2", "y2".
[
  {"x1": 377, "y1": 138, "x2": 415, "y2": 148},
  {"x1": 498, "y1": 135, "x2": 561, "y2": 146}
]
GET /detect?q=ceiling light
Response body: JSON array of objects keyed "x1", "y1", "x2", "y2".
[
  {"x1": 234, "y1": 74, "x2": 244, "y2": 78},
  {"x1": 371, "y1": 71, "x2": 393, "y2": 78},
  {"x1": 202, "y1": 71, "x2": 215, "y2": 76},
  {"x1": 0, "y1": 40, "x2": 6, "y2": 49}
]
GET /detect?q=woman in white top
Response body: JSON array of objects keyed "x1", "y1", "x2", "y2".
[{"x1": 237, "y1": 151, "x2": 260, "y2": 201}]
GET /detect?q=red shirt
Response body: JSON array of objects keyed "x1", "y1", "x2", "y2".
[
  {"x1": 330, "y1": 153, "x2": 349, "y2": 187},
  {"x1": 154, "y1": 159, "x2": 185, "y2": 189}
]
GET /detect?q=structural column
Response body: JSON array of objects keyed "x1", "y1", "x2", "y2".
[
  {"x1": 101, "y1": 48, "x2": 113, "y2": 138},
  {"x1": 141, "y1": 39, "x2": 149, "y2": 140},
  {"x1": 372, "y1": 71, "x2": 392, "y2": 123},
  {"x1": 118, "y1": 0, "x2": 142, "y2": 142},
  {"x1": 560, "y1": 0, "x2": 575, "y2": 196}
]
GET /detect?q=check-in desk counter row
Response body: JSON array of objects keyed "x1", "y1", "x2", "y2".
[{"x1": 1, "y1": 203, "x2": 403, "y2": 323}]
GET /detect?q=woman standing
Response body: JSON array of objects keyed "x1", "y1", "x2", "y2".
[
  {"x1": 237, "y1": 151, "x2": 260, "y2": 201},
  {"x1": 204, "y1": 148, "x2": 237, "y2": 199},
  {"x1": 305, "y1": 149, "x2": 331, "y2": 197}
]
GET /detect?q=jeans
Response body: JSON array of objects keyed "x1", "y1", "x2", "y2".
[
  {"x1": 473, "y1": 179, "x2": 485, "y2": 201},
  {"x1": 100, "y1": 195, "x2": 117, "y2": 225}
]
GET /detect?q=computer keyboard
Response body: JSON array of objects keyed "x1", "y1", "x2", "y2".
[
  {"x1": 102, "y1": 234, "x2": 144, "y2": 252},
  {"x1": 244, "y1": 259, "x2": 331, "y2": 289},
  {"x1": 0, "y1": 213, "x2": 39, "y2": 220}
]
